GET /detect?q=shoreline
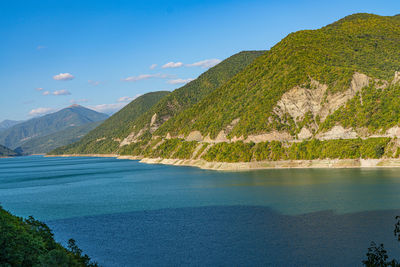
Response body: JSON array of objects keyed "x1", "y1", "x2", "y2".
[{"x1": 45, "y1": 154, "x2": 400, "y2": 171}]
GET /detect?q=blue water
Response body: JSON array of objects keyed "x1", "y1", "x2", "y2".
[{"x1": 1, "y1": 156, "x2": 400, "y2": 266}]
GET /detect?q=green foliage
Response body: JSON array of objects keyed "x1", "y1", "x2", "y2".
[
  {"x1": 202, "y1": 138, "x2": 391, "y2": 162},
  {"x1": 0, "y1": 206, "x2": 98, "y2": 266},
  {"x1": 156, "y1": 14, "x2": 400, "y2": 139},
  {"x1": 53, "y1": 51, "x2": 263, "y2": 156},
  {"x1": 203, "y1": 141, "x2": 255, "y2": 162},
  {"x1": 49, "y1": 92, "x2": 168, "y2": 155},
  {"x1": 362, "y1": 216, "x2": 400, "y2": 267},
  {"x1": 321, "y1": 84, "x2": 400, "y2": 133}
]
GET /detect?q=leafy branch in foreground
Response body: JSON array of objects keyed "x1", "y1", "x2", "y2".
[{"x1": 363, "y1": 216, "x2": 400, "y2": 266}]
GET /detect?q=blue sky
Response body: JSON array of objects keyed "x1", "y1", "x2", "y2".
[{"x1": 0, "y1": 0, "x2": 398, "y2": 121}]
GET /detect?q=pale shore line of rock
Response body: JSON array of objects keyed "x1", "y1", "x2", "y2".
[
  {"x1": 137, "y1": 158, "x2": 400, "y2": 171},
  {"x1": 45, "y1": 154, "x2": 400, "y2": 171}
]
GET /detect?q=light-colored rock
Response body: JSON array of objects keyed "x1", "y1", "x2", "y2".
[
  {"x1": 215, "y1": 131, "x2": 229, "y2": 142},
  {"x1": 150, "y1": 113, "x2": 157, "y2": 126},
  {"x1": 185, "y1": 131, "x2": 203, "y2": 142},
  {"x1": 393, "y1": 71, "x2": 400, "y2": 85},
  {"x1": 385, "y1": 126, "x2": 400, "y2": 137},
  {"x1": 316, "y1": 126, "x2": 358, "y2": 140},
  {"x1": 298, "y1": 127, "x2": 312, "y2": 140},
  {"x1": 275, "y1": 79, "x2": 327, "y2": 121},
  {"x1": 245, "y1": 131, "x2": 292, "y2": 143},
  {"x1": 120, "y1": 128, "x2": 146, "y2": 146},
  {"x1": 274, "y1": 72, "x2": 370, "y2": 123}
]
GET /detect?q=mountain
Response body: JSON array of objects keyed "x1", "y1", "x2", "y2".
[
  {"x1": 0, "y1": 105, "x2": 108, "y2": 149},
  {"x1": 52, "y1": 14, "x2": 400, "y2": 165},
  {"x1": 51, "y1": 51, "x2": 263, "y2": 155},
  {"x1": 0, "y1": 144, "x2": 19, "y2": 157},
  {"x1": 0, "y1": 120, "x2": 21, "y2": 132},
  {"x1": 51, "y1": 91, "x2": 170, "y2": 154},
  {"x1": 16, "y1": 121, "x2": 104, "y2": 155}
]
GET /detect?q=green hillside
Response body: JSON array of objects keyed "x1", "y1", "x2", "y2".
[
  {"x1": 0, "y1": 206, "x2": 97, "y2": 266},
  {"x1": 130, "y1": 50, "x2": 265, "y2": 134},
  {"x1": 51, "y1": 51, "x2": 264, "y2": 155},
  {"x1": 53, "y1": 13, "x2": 400, "y2": 164},
  {"x1": 0, "y1": 105, "x2": 108, "y2": 149},
  {"x1": 17, "y1": 121, "x2": 104, "y2": 155},
  {"x1": 50, "y1": 91, "x2": 170, "y2": 154},
  {"x1": 0, "y1": 144, "x2": 19, "y2": 157},
  {"x1": 156, "y1": 13, "x2": 400, "y2": 139}
]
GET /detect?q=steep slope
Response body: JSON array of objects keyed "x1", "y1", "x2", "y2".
[
  {"x1": 16, "y1": 121, "x2": 104, "y2": 155},
  {"x1": 156, "y1": 13, "x2": 400, "y2": 140},
  {"x1": 127, "y1": 50, "x2": 265, "y2": 138},
  {"x1": 0, "y1": 105, "x2": 108, "y2": 149},
  {"x1": 0, "y1": 120, "x2": 21, "y2": 132},
  {"x1": 118, "y1": 13, "x2": 400, "y2": 164},
  {"x1": 50, "y1": 91, "x2": 170, "y2": 154},
  {"x1": 51, "y1": 51, "x2": 264, "y2": 155},
  {"x1": 0, "y1": 144, "x2": 19, "y2": 157}
]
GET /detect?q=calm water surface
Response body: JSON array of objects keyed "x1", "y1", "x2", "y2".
[{"x1": 1, "y1": 156, "x2": 400, "y2": 266}]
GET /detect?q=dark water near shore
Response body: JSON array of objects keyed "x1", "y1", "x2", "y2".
[{"x1": 1, "y1": 156, "x2": 400, "y2": 266}]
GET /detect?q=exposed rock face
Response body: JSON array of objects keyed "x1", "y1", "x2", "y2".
[
  {"x1": 386, "y1": 126, "x2": 400, "y2": 137},
  {"x1": 393, "y1": 71, "x2": 400, "y2": 84},
  {"x1": 245, "y1": 131, "x2": 292, "y2": 143},
  {"x1": 274, "y1": 79, "x2": 328, "y2": 122},
  {"x1": 150, "y1": 113, "x2": 157, "y2": 127},
  {"x1": 316, "y1": 126, "x2": 358, "y2": 140},
  {"x1": 274, "y1": 73, "x2": 370, "y2": 124},
  {"x1": 297, "y1": 127, "x2": 313, "y2": 140},
  {"x1": 120, "y1": 128, "x2": 146, "y2": 146},
  {"x1": 186, "y1": 131, "x2": 203, "y2": 142}
]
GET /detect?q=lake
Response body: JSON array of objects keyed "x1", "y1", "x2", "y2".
[{"x1": 1, "y1": 156, "x2": 399, "y2": 266}]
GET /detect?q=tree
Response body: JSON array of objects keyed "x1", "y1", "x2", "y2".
[{"x1": 363, "y1": 216, "x2": 400, "y2": 266}]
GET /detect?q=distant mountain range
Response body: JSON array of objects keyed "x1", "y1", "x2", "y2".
[
  {"x1": 0, "y1": 105, "x2": 108, "y2": 154},
  {"x1": 0, "y1": 120, "x2": 21, "y2": 132},
  {"x1": 50, "y1": 14, "x2": 400, "y2": 166}
]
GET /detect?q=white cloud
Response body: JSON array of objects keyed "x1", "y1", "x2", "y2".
[
  {"x1": 167, "y1": 78, "x2": 195, "y2": 85},
  {"x1": 150, "y1": 64, "x2": 157, "y2": 70},
  {"x1": 29, "y1": 107, "x2": 55, "y2": 117},
  {"x1": 35, "y1": 87, "x2": 44, "y2": 91},
  {"x1": 88, "y1": 80, "x2": 102, "y2": 86},
  {"x1": 162, "y1": 62, "x2": 184, "y2": 69},
  {"x1": 186, "y1": 59, "x2": 221, "y2": 68},
  {"x1": 70, "y1": 99, "x2": 88, "y2": 104},
  {"x1": 122, "y1": 73, "x2": 172, "y2": 82},
  {"x1": 37, "y1": 45, "x2": 46, "y2": 50},
  {"x1": 53, "y1": 89, "x2": 71, "y2": 96},
  {"x1": 89, "y1": 103, "x2": 126, "y2": 114},
  {"x1": 53, "y1": 73, "x2": 75, "y2": 81},
  {"x1": 91, "y1": 95, "x2": 143, "y2": 114},
  {"x1": 42, "y1": 91, "x2": 50, "y2": 96},
  {"x1": 117, "y1": 94, "x2": 142, "y2": 103}
]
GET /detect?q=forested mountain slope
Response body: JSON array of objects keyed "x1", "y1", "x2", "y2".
[
  {"x1": 52, "y1": 51, "x2": 264, "y2": 155},
  {"x1": 51, "y1": 91, "x2": 170, "y2": 154},
  {"x1": 0, "y1": 105, "x2": 108, "y2": 149},
  {"x1": 17, "y1": 121, "x2": 104, "y2": 155},
  {"x1": 52, "y1": 14, "x2": 400, "y2": 164}
]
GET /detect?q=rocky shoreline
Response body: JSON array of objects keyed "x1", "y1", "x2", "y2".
[{"x1": 46, "y1": 154, "x2": 400, "y2": 171}]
